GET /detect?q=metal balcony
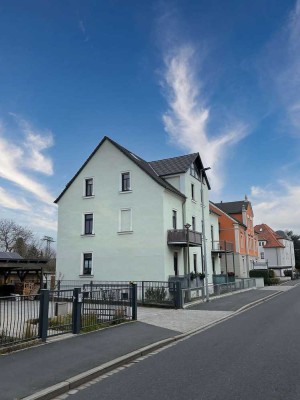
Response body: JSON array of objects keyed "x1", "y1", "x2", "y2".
[
  {"x1": 167, "y1": 229, "x2": 202, "y2": 247},
  {"x1": 211, "y1": 240, "x2": 234, "y2": 253}
]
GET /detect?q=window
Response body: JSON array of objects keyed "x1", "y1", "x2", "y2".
[
  {"x1": 121, "y1": 172, "x2": 131, "y2": 192},
  {"x1": 193, "y1": 254, "x2": 197, "y2": 273},
  {"x1": 172, "y1": 210, "x2": 177, "y2": 229},
  {"x1": 85, "y1": 178, "x2": 93, "y2": 197},
  {"x1": 191, "y1": 184, "x2": 195, "y2": 200},
  {"x1": 174, "y1": 252, "x2": 178, "y2": 276},
  {"x1": 83, "y1": 253, "x2": 92, "y2": 275},
  {"x1": 261, "y1": 252, "x2": 265, "y2": 259},
  {"x1": 120, "y1": 208, "x2": 132, "y2": 232},
  {"x1": 84, "y1": 213, "x2": 93, "y2": 235},
  {"x1": 192, "y1": 216, "x2": 196, "y2": 231}
]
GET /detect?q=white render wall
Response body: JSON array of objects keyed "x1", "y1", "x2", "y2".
[
  {"x1": 209, "y1": 212, "x2": 221, "y2": 275},
  {"x1": 56, "y1": 139, "x2": 213, "y2": 283},
  {"x1": 57, "y1": 140, "x2": 169, "y2": 282}
]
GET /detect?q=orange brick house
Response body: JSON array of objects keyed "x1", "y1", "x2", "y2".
[{"x1": 210, "y1": 197, "x2": 259, "y2": 278}]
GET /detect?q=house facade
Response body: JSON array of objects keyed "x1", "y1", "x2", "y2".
[
  {"x1": 210, "y1": 198, "x2": 259, "y2": 278},
  {"x1": 255, "y1": 224, "x2": 295, "y2": 276},
  {"x1": 55, "y1": 136, "x2": 213, "y2": 283}
]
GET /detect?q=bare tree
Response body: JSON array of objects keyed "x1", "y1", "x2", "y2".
[{"x1": 0, "y1": 219, "x2": 33, "y2": 252}]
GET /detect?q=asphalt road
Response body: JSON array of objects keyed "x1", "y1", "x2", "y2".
[{"x1": 67, "y1": 284, "x2": 300, "y2": 400}]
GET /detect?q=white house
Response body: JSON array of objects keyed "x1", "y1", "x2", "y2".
[
  {"x1": 255, "y1": 224, "x2": 295, "y2": 277},
  {"x1": 55, "y1": 136, "x2": 213, "y2": 283}
]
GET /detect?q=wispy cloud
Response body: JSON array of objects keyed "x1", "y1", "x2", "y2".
[
  {"x1": 161, "y1": 44, "x2": 248, "y2": 191},
  {"x1": 78, "y1": 20, "x2": 89, "y2": 42},
  {"x1": 0, "y1": 187, "x2": 30, "y2": 211},
  {"x1": 251, "y1": 181, "x2": 300, "y2": 233},
  {"x1": 0, "y1": 116, "x2": 56, "y2": 234},
  {"x1": 262, "y1": 0, "x2": 300, "y2": 132}
]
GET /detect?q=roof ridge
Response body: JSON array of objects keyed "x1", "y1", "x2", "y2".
[{"x1": 149, "y1": 153, "x2": 198, "y2": 163}]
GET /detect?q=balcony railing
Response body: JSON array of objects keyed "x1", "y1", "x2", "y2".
[
  {"x1": 167, "y1": 229, "x2": 202, "y2": 247},
  {"x1": 211, "y1": 240, "x2": 234, "y2": 253}
]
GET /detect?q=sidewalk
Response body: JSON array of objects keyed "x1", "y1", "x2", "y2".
[{"x1": 1, "y1": 283, "x2": 298, "y2": 400}]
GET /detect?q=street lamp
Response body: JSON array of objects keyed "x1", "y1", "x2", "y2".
[
  {"x1": 184, "y1": 223, "x2": 192, "y2": 301},
  {"x1": 184, "y1": 223, "x2": 191, "y2": 278},
  {"x1": 200, "y1": 167, "x2": 211, "y2": 302}
]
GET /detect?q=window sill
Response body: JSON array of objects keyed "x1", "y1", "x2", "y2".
[
  {"x1": 79, "y1": 275, "x2": 94, "y2": 278},
  {"x1": 82, "y1": 195, "x2": 95, "y2": 199},
  {"x1": 117, "y1": 231, "x2": 133, "y2": 235},
  {"x1": 119, "y1": 190, "x2": 132, "y2": 194},
  {"x1": 81, "y1": 234, "x2": 95, "y2": 237}
]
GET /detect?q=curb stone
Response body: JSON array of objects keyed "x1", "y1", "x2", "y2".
[{"x1": 20, "y1": 288, "x2": 287, "y2": 400}]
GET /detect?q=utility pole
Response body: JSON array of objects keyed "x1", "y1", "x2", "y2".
[
  {"x1": 42, "y1": 236, "x2": 55, "y2": 258},
  {"x1": 200, "y1": 167, "x2": 211, "y2": 302}
]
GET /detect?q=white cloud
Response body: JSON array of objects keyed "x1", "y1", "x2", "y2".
[
  {"x1": 161, "y1": 44, "x2": 248, "y2": 191},
  {"x1": 0, "y1": 187, "x2": 30, "y2": 211},
  {"x1": 0, "y1": 116, "x2": 57, "y2": 237},
  {"x1": 251, "y1": 182, "x2": 300, "y2": 233},
  {"x1": 0, "y1": 119, "x2": 54, "y2": 204}
]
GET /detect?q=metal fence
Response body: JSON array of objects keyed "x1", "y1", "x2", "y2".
[
  {"x1": 0, "y1": 294, "x2": 40, "y2": 348},
  {"x1": 0, "y1": 284, "x2": 137, "y2": 349},
  {"x1": 181, "y1": 278, "x2": 257, "y2": 306},
  {"x1": 47, "y1": 289, "x2": 74, "y2": 337},
  {"x1": 56, "y1": 280, "x2": 181, "y2": 308}
]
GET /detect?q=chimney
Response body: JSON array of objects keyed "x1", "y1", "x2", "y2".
[{"x1": 242, "y1": 204, "x2": 247, "y2": 225}]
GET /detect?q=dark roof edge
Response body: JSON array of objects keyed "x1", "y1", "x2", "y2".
[
  {"x1": 54, "y1": 136, "x2": 186, "y2": 203},
  {"x1": 210, "y1": 201, "x2": 247, "y2": 228}
]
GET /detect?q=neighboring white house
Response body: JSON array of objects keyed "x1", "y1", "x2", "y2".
[
  {"x1": 209, "y1": 208, "x2": 222, "y2": 275},
  {"x1": 254, "y1": 224, "x2": 295, "y2": 277},
  {"x1": 55, "y1": 136, "x2": 213, "y2": 283}
]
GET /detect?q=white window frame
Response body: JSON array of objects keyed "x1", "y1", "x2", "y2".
[
  {"x1": 118, "y1": 208, "x2": 133, "y2": 234},
  {"x1": 191, "y1": 183, "x2": 195, "y2": 201},
  {"x1": 80, "y1": 251, "x2": 93, "y2": 276},
  {"x1": 82, "y1": 212, "x2": 95, "y2": 235},
  {"x1": 192, "y1": 216, "x2": 196, "y2": 231},
  {"x1": 172, "y1": 209, "x2": 177, "y2": 230},
  {"x1": 120, "y1": 171, "x2": 132, "y2": 193},
  {"x1": 83, "y1": 177, "x2": 94, "y2": 198}
]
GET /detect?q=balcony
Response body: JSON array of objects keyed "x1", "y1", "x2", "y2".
[
  {"x1": 167, "y1": 229, "x2": 202, "y2": 247},
  {"x1": 211, "y1": 240, "x2": 234, "y2": 253}
]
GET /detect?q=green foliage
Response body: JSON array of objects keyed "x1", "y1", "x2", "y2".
[
  {"x1": 269, "y1": 277, "x2": 280, "y2": 285},
  {"x1": 190, "y1": 272, "x2": 205, "y2": 280},
  {"x1": 284, "y1": 270, "x2": 293, "y2": 277},
  {"x1": 48, "y1": 314, "x2": 72, "y2": 331},
  {"x1": 145, "y1": 286, "x2": 167, "y2": 303},
  {"x1": 249, "y1": 269, "x2": 277, "y2": 285}
]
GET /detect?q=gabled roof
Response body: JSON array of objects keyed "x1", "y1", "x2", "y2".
[
  {"x1": 254, "y1": 224, "x2": 284, "y2": 248},
  {"x1": 214, "y1": 200, "x2": 250, "y2": 215},
  {"x1": 149, "y1": 154, "x2": 197, "y2": 176},
  {"x1": 276, "y1": 230, "x2": 292, "y2": 241},
  {"x1": 55, "y1": 136, "x2": 194, "y2": 203},
  {"x1": 149, "y1": 153, "x2": 211, "y2": 189},
  {"x1": 209, "y1": 202, "x2": 247, "y2": 228}
]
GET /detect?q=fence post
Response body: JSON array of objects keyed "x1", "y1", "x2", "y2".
[
  {"x1": 39, "y1": 289, "x2": 49, "y2": 342},
  {"x1": 174, "y1": 281, "x2": 183, "y2": 308},
  {"x1": 72, "y1": 287, "x2": 82, "y2": 334},
  {"x1": 142, "y1": 281, "x2": 144, "y2": 305},
  {"x1": 131, "y1": 282, "x2": 137, "y2": 320}
]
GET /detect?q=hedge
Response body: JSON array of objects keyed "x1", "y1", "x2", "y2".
[{"x1": 249, "y1": 269, "x2": 276, "y2": 285}]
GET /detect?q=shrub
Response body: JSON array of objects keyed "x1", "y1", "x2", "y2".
[
  {"x1": 284, "y1": 270, "x2": 292, "y2": 277},
  {"x1": 268, "y1": 277, "x2": 280, "y2": 285},
  {"x1": 249, "y1": 269, "x2": 269, "y2": 284},
  {"x1": 145, "y1": 286, "x2": 167, "y2": 303}
]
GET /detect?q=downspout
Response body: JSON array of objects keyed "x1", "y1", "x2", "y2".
[{"x1": 182, "y1": 198, "x2": 187, "y2": 276}]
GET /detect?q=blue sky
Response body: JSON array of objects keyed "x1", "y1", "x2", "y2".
[{"x1": 1, "y1": 0, "x2": 300, "y2": 241}]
